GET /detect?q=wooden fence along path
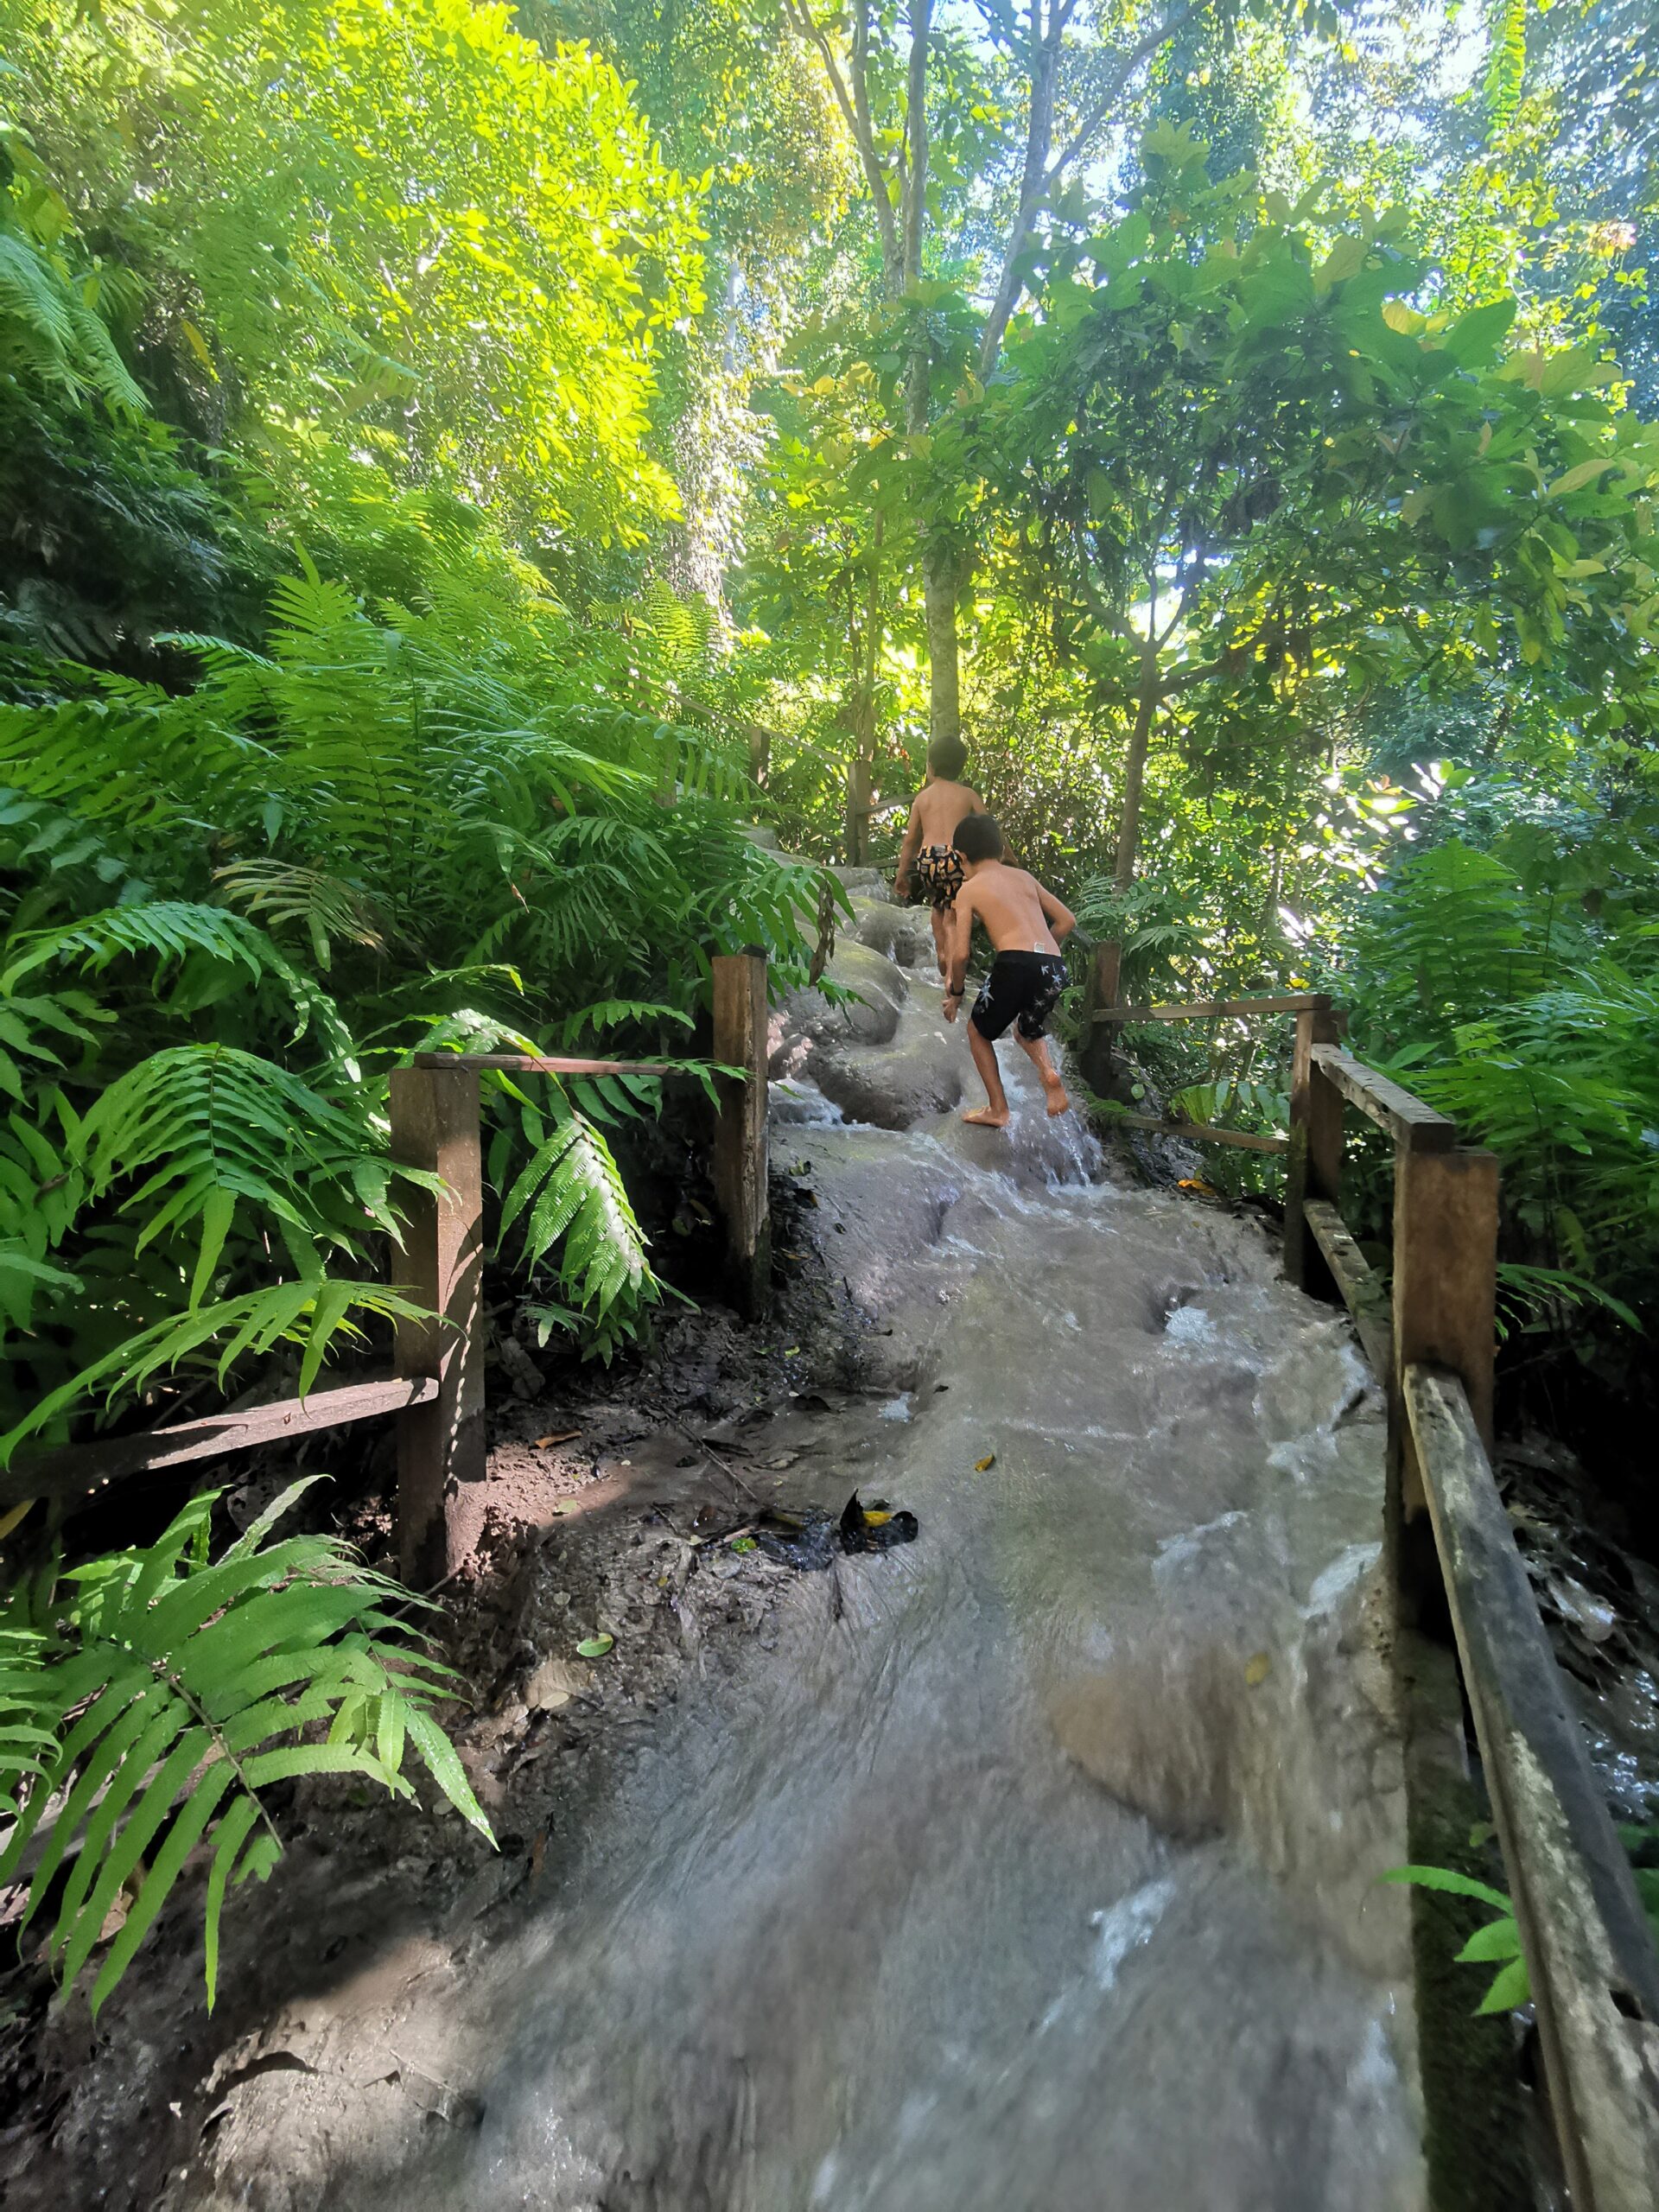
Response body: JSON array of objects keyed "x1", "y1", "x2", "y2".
[
  {"x1": 9, "y1": 940, "x2": 1659, "y2": 2197},
  {"x1": 1092, "y1": 985, "x2": 1659, "y2": 2210},
  {"x1": 2, "y1": 951, "x2": 772, "y2": 1590}
]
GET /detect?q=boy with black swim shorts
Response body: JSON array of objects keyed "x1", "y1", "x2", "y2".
[
  {"x1": 944, "y1": 814, "x2": 1076, "y2": 1126},
  {"x1": 893, "y1": 735, "x2": 988, "y2": 982}
]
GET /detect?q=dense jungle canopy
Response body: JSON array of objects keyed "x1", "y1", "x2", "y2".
[{"x1": 0, "y1": 0, "x2": 1656, "y2": 1478}]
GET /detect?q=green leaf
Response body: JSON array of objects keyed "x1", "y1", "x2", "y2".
[
  {"x1": 1437, "y1": 299, "x2": 1517, "y2": 369},
  {"x1": 1476, "y1": 1956, "x2": 1531, "y2": 2015},
  {"x1": 404, "y1": 1700, "x2": 494, "y2": 1840},
  {"x1": 1456, "y1": 1916, "x2": 1524, "y2": 1964},
  {"x1": 1380, "y1": 1865, "x2": 1513, "y2": 1913},
  {"x1": 202, "y1": 1796, "x2": 262, "y2": 2012}
]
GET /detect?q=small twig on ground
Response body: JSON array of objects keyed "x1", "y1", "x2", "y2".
[{"x1": 643, "y1": 1402, "x2": 762, "y2": 1503}]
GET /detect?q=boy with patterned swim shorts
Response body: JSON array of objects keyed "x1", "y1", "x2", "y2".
[
  {"x1": 893, "y1": 734, "x2": 988, "y2": 982},
  {"x1": 944, "y1": 813, "x2": 1076, "y2": 1125}
]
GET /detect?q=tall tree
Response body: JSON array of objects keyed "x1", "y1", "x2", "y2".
[
  {"x1": 979, "y1": 126, "x2": 1659, "y2": 1014},
  {"x1": 783, "y1": 0, "x2": 1313, "y2": 766}
]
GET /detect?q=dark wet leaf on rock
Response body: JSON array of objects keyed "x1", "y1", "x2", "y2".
[
  {"x1": 748, "y1": 1492, "x2": 919, "y2": 1569},
  {"x1": 838, "y1": 1491, "x2": 918, "y2": 1554}
]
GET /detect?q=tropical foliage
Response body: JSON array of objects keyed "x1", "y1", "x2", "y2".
[{"x1": 0, "y1": 1480, "x2": 493, "y2": 2012}]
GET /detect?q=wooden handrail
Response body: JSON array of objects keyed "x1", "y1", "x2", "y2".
[
  {"x1": 411, "y1": 1052, "x2": 683, "y2": 1075},
  {"x1": 1091, "y1": 991, "x2": 1328, "y2": 1024},
  {"x1": 1302, "y1": 1199, "x2": 1392, "y2": 1381},
  {"x1": 10, "y1": 985, "x2": 769, "y2": 1572},
  {"x1": 1309, "y1": 1044, "x2": 1457, "y2": 1151},
  {"x1": 1408, "y1": 1365, "x2": 1659, "y2": 2212},
  {"x1": 1096, "y1": 985, "x2": 1659, "y2": 2199},
  {"x1": 1100, "y1": 1109, "x2": 1288, "y2": 1154},
  {"x1": 1288, "y1": 1033, "x2": 1659, "y2": 2205},
  {"x1": 1, "y1": 1376, "x2": 439, "y2": 1513},
  {"x1": 396, "y1": 966, "x2": 770, "y2": 1580}
]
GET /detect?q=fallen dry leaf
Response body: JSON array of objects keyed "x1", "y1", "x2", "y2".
[
  {"x1": 534, "y1": 1429, "x2": 581, "y2": 1449},
  {"x1": 526, "y1": 1656, "x2": 592, "y2": 1712},
  {"x1": 1244, "y1": 1651, "x2": 1272, "y2": 1688}
]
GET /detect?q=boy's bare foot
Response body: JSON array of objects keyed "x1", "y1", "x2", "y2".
[
  {"x1": 1043, "y1": 1075, "x2": 1071, "y2": 1117},
  {"x1": 963, "y1": 1105, "x2": 1009, "y2": 1128}
]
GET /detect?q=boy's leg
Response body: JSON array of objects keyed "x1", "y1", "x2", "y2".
[
  {"x1": 964, "y1": 1023, "x2": 1010, "y2": 1127},
  {"x1": 1015, "y1": 1028, "x2": 1071, "y2": 1116},
  {"x1": 929, "y1": 902, "x2": 951, "y2": 981}
]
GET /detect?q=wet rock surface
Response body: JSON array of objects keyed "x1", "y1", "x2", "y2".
[{"x1": 4, "y1": 964, "x2": 1429, "y2": 2212}]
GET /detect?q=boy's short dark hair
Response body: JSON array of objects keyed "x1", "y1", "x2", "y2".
[
  {"x1": 953, "y1": 813, "x2": 1004, "y2": 863},
  {"x1": 928, "y1": 734, "x2": 968, "y2": 779}
]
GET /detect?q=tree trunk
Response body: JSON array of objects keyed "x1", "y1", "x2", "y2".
[
  {"x1": 844, "y1": 512, "x2": 884, "y2": 861},
  {"x1": 1114, "y1": 668, "x2": 1160, "y2": 893},
  {"x1": 923, "y1": 547, "x2": 960, "y2": 747},
  {"x1": 1084, "y1": 668, "x2": 1160, "y2": 1095}
]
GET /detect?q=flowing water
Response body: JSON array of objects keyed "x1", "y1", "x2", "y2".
[{"x1": 195, "y1": 932, "x2": 1427, "y2": 2210}]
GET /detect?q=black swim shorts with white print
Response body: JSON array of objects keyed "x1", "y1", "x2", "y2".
[{"x1": 969, "y1": 950, "x2": 1068, "y2": 1042}]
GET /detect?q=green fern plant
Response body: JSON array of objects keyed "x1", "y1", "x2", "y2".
[
  {"x1": 499, "y1": 1100, "x2": 671, "y2": 1362},
  {"x1": 1167, "y1": 1075, "x2": 1289, "y2": 1137},
  {"x1": 0, "y1": 1479, "x2": 492, "y2": 2016},
  {"x1": 213, "y1": 859, "x2": 389, "y2": 969},
  {"x1": 1382, "y1": 1865, "x2": 1529, "y2": 2014},
  {"x1": 75, "y1": 1043, "x2": 429, "y2": 1300},
  {"x1": 0, "y1": 165, "x2": 145, "y2": 416}
]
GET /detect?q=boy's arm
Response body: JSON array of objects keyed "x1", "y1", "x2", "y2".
[
  {"x1": 944, "y1": 886, "x2": 976, "y2": 1007},
  {"x1": 1037, "y1": 881, "x2": 1077, "y2": 943},
  {"x1": 893, "y1": 798, "x2": 924, "y2": 896}
]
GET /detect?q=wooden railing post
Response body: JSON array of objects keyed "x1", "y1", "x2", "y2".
[
  {"x1": 711, "y1": 949, "x2": 770, "y2": 1318},
  {"x1": 1079, "y1": 939, "x2": 1122, "y2": 1096},
  {"x1": 1389, "y1": 1145, "x2": 1499, "y2": 1611},
  {"x1": 390, "y1": 1064, "x2": 486, "y2": 1586},
  {"x1": 1284, "y1": 995, "x2": 1341, "y2": 1293}
]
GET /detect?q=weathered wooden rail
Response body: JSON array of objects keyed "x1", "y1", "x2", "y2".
[
  {"x1": 1098, "y1": 991, "x2": 1659, "y2": 2208},
  {"x1": 3, "y1": 951, "x2": 772, "y2": 1589}
]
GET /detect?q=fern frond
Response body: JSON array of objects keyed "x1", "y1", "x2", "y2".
[
  {"x1": 559, "y1": 1000, "x2": 696, "y2": 1044},
  {"x1": 0, "y1": 988, "x2": 111, "y2": 1103},
  {"x1": 76, "y1": 1044, "x2": 418, "y2": 1298},
  {"x1": 2, "y1": 901, "x2": 276, "y2": 991},
  {"x1": 1, "y1": 901, "x2": 354, "y2": 1061},
  {"x1": 0, "y1": 224, "x2": 144, "y2": 414},
  {"x1": 213, "y1": 860, "x2": 389, "y2": 969},
  {"x1": 0, "y1": 698, "x2": 259, "y2": 841},
  {"x1": 0, "y1": 1243, "x2": 84, "y2": 1336},
  {"x1": 499, "y1": 1108, "x2": 660, "y2": 1356},
  {"x1": 0, "y1": 1482, "x2": 492, "y2": 2015}
]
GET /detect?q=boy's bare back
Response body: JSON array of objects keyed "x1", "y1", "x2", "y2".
[
  {"x1": 909, "y1": 778, "x2": 983, "y2": 849},
  {"x1": 958, "y1": 860, "x2": 1067, "y2": 957}
]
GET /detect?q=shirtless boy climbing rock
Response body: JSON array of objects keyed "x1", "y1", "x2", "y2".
[
  {"x1": 944, "y1": 814, "x2": 1076, "y2": 1126},
  {"x1": 893, "y1": 734, "x2": 988, "y2": 982}
]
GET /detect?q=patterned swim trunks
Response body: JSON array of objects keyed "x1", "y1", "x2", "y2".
[
  {"x1": 912, "y1": 843, "x2": 965, "y2": 911},
  {"x1": 969, "y1": 950, "x2": 1068, "y2": 1042}
]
